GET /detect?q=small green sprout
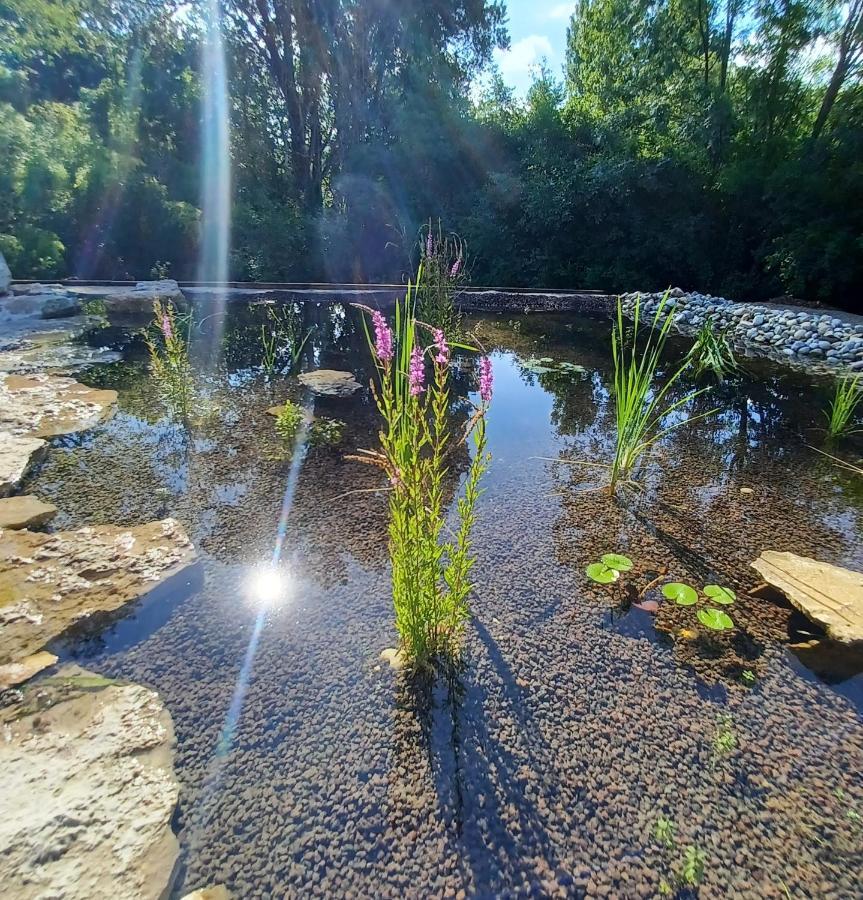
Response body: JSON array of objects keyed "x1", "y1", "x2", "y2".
[
  {"x1": 741, "y1": 669, "x2": 756, "y2": 685},
  {"x1": 679, "y1": 846, "x2": 706, "y2": 886},
  {"x1": 654, "y1": 816, "x2": 676, "y2": 849}
]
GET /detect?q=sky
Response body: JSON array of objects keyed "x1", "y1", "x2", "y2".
[{"x1": 492, "y1": 0, "x2": 576, "y2": 96}]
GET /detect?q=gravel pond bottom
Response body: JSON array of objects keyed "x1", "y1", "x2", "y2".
[{"x1": 24, "y1": 302, "x2": 863, "y2": 898}]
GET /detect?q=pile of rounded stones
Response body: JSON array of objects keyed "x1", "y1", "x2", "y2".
[{"x1": 619, "y1": 288, "x2": 863, "y2": 374}]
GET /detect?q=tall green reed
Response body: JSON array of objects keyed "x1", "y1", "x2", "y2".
[
  {"x1": 145, "y1": 298, "x2": 194, "y2": 420},
  {"x1": 260, "y1": 304, "x2": 313, "y2": 378},
  {"x1": 685, "y1": 320, "x2": 738, "y2": 380},
  {"x1": 355, "y1": 271, "x2": 492, "y2": 671},
  {"x1": 826, "y1": 374, "x2": 862, "y2": 439},
  {"x1": 610, "y1": 292, "x2": 714, "y2": 491}
]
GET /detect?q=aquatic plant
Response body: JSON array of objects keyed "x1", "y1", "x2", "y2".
[
  {"x1": 679, "y1": 846, "x2": 706, "y2": 887},
  {"x1": 654, "y1": 816, "x2": 676, "y2": 849},
  {"x1": 712, "y1": 714, "x2": 737, "y2": 759},
  {"x1": 610, "y1": 292, "x2": 714, "y2": 492},
  {"x1": 661, "y1": 580, "x2": 736, "y2": 631},
  {"x1": 144, "y1": 298, "x2": 194, "y2": 419},
  {"x1": 585, "y1": 552, "x2": 632, "y2": 583},
  {"x1": 260, "y1": 304, "x2": 313, "y2": 378},
  {"x1": 685, "y1": 320, "x2": 738, "y2": 380},
  {"x1": 416, "y1": 219, "x2": 467, "y2": 336},
  {"x1": 355, "y1": 273, "x2": 492, "y2": 671},
  {"x1": 741, "y1": 669, "x2": 756, "y2": 685},
  {"x1": 274, "y1": 400, "x2": 304, "y2": 443},
  {"x1": 309, "y1": 418, "x2": 345, "y2": 447},
  {"x1": 825, "y1": 374, "x2": 862, "y2": 438}
]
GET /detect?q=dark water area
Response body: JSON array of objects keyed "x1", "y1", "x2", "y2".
[{"x1": 25, "y1": 296, "x2": 863, "y2": 898}]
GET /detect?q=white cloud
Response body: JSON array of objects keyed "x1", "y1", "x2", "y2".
[
  {"x1": 494, "y1": 35, "x2": 554, "y2": 86},
  {"x1": 546, "y1": 2, "x2": 576, "y2": 20}
]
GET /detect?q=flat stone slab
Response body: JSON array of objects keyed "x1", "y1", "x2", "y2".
[
  {"x1": 0, "y1": 372, "x2": 117, "y2": 438},
  {"x1": 0, "y1": 518, "x2": 198, "y2": 665},
  {"x1": 0, "y1": 665, "x2": 179, "y2": 899},
  {"x1": 298, "y1": 369, "x2": 362, "y2": 396},
  {"x1": 92, "y1": 280, "x2": 185, "y2": 316},
  {"x1": 0, "y1": 649, "x2": 57, "y2": 689},
  {"x1": 0, "y1": 433, "x2": 46, "y2": 497},
  {"x1": 752, "y1": 550, "x2": 863, "y2": 644},
  {"x1": 0, "y1": 494, "x2": 57, "y2": 529}
]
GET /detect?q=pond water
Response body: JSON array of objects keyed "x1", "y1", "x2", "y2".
[{"x1": 25, "y1": 297, "x2": 863, "y2": 898}]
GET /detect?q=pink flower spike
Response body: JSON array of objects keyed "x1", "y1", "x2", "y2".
[
  {"x1": 479, "y1": 355, "x2": 493, "y2": 404},
  {"x1": 450, "y1": 257, "x2": 461, "y2": 278},
  {"x1": 433, "y1": 328, "x2": 450, "y2": 365},
  {"x1": 372, "y1": 310, "x2": 394, "y2": 363},
  {"x1": 426, "y1": 229, "x2": 434, "y2": 257},
  {"x1": 161, "y1": 314, "x2": 173, "y2": 341},
  {"x1": 409, "y1": 345, "x2": 426, "y2": 396}
]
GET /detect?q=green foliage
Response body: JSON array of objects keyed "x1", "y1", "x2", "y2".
[
  {"x1": 712, "y1": 714, "x2": 737, "y2": 757},
  {"x1": 358, "y1": 272, "x2": 492, "y2": 671},
  {"x1": 416, "y1": 220, "x2": 467, "y2": 336},
  {"x1": 698, "y1": 607, "x2": 735, "y2": 631},
  {"x1": 610, "y1": 293, "x2": 714, "y2": 491},
  {"x1": 586, "y1": 552, "x2": 631, "y2": 583},
  {"x1": 686, "y1": 321, "x2": 738, "y2": 380},
  {"x1": 144, "y1": 298, "x2": 194, "y2": 420},
  {"x1": 654, "y1": 816, "x2": 676, "y2": 849},
  {"x1": 679, "y1": 846, "x2": 706, "y2": 887},
  {"x1": 309, "y1": 417, "x2": 345, "y2": 447},
  {"x1": 259, "y1": 304, "x2": 313, "y2": 379},
  {"x1": 274, "y1": 400, "x2": 304, "y2": 444},
  {"x1": 704, "y1": 584, "x2": 736, "y2": 605},
  {"x1": 826, "y1": 375, "x2": 862, "y2": 439},
  {"x1": 662, "y1": 582, "x2": 699, "y2": 606}
]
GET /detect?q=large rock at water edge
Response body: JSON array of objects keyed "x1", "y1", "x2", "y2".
[
  {"x1": 96, "y1": 280, "x2": 185, "y2": 316},
  {"x1": 0, "y1": 494, "x2": 57, "y2": 529},
  {"x1": 0, "y1": 251, "x2": 10, "y2": 295},
  {"x1": 752, "y1": 550, "x2": 863, "y2": 645},
  {"x1": 0, "y1": 666, "x2": 180, "y2": 899},
  {"x1": 0, "y1": 433, "x2": 46, "y2": 497},
  {"x1": 0, "y1": 372, "x2": 117, "y2": 438},
  {"x1": 0, "y1": 518, "x2": 198, "y2": 665},
  {"x1": 298, "y1": 369, "x2": 362, "y2": 397}
]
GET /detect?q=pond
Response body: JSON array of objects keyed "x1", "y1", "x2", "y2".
[{"x1": 23, "y1": 296, "x2": 863, "y2": 898}]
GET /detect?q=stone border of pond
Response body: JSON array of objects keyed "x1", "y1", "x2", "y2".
[{"x1": 619, "y1": 289, "x2": 863, "y2": 375}]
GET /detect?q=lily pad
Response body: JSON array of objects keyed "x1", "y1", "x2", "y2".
[
  {"x1": 522, "y1": 359, "x2": 555, "y2": 374},
  {"x1": 586, "y1": 562, "x2": 620, "y2": 584},
  {"x1": 662, "y1": 582, "x2": 698, "y2": 605},
  {"x1": 601, "y1": 553, "x2": 633, "y2": 572},
  {"x1": 704, "y1": 584, "x2": 735, "y2": 605},
  {"x1": 558, "y1": 362, "x2": 588, "y2": 374},
  {"x1": 697, "y1": 607, "x2": 735, "y2": 630}
]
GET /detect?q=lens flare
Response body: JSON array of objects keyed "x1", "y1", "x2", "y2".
[{"x1": 247, "y1": 566, "x2": 290, "y2": 609}]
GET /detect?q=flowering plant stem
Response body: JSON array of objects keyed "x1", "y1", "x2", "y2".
[
  {"x1": 145, "y1": 298, "x2": 194, "y2": 421},
  {"x1": 356, "y1": 269, "x2": 491, "y2": 671}
]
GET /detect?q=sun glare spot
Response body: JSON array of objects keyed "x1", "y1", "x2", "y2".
[{"x1": 248, "y1": 566, "x2": 290, "y2": 609}]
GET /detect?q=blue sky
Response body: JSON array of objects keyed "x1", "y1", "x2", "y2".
[{"x1": 493, "y1": 0, "x2": 576, "y2": 96}]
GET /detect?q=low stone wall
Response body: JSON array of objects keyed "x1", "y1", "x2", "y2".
[
  {"x1": 620, "y1": 289, "x2": 863, "y2": 374},
  {"x1": 459, "y1": 289, "x2": 612, "y2": 314}
]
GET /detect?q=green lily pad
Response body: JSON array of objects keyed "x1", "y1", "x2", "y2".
[
  {"x1": 523, "y1": 359, "x2": 555, "y2": 374},
  {"x1": 586, "y1": 562, "x2": 620, "y2": 584},
  {"x1": 704, "y1": 584, "x2": 735, "y2": 605},
  {"x1": 662, "y1": 582, "x2": 698, "y2": 605},
  {"x1": 697, "y1": 608, "x2": 735, "y2": 630},
  {"x1": 558, "y1": 362, "x2": 588, "y2": 374},
  {"x1": 601, "y1": 553, "x2": 633, "y2": 572}
]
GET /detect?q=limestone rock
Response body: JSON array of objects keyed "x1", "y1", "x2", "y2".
[
  {"x1": 97, "y1": 280, "x2": 185, "y2": 316},
  {"x1": 0, "y1": 433, "x2": 47, "y2": 497},
  {"x1": 182, "y1": 887, "x2": 232, "y2": 900},
  {"x1": 0, "y1": 251, "x2": 10, "y2": 295},
  {"x1": 41, "y1": 294, "x2": 82, "y2": 319},
  {"x1": 11, "y1": 283, "x2": 67, "y2": 296},
  {"x1": 751, "y1": 550, "x2": 863, "y2": 644},
  {"x1": 0, "y1": 518, "x2": 198, "y2": 664},
  {"x1": 0, "y1": 335, "x2": 122, "y2": 374},
  {"x1": 298, "y1": 369, "x2": 362, "y2": 397},
  {"x1": 0, "y1": 494, "x2": 57, "y2": 529},
  {"x1": 0, "y1": 666, "x2": 180, "y2": 899},
  {"x1": 0, "y1": 649, "x2": 57, "y2": 688},
  {"x1": 0, "y1": 372, "x2": 117, "y2": 438}
]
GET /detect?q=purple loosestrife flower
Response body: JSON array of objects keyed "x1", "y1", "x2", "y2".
[
  {"x1": 372, "y1": 310, "x2": 394, "y2": 363},
  {"x1": 426, "y1": 229, "x2": 434, "y2": 257},
  {"x1": 450, "y1": 257, "x2": 462, "y2": 278},
  {"x1": 433, "y1": 328, "x2": 450, "y2": 365},
  {"x1": 479, "y1": 356, "x2": 493, "y2": 404},
  {"x1": 409, "y1": 346, "x2": 426, "y2": 396},
  {"x1": 161, "y1": 314, "x2": 173, "y2": 341}
]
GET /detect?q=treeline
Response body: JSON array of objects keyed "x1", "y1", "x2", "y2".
[{"x1": 1, "y1": 0, "x2": 861, "y2": 311}]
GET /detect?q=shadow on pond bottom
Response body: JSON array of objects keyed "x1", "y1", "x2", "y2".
[{"x1": 26, "y1": 299, "x2": 863, "y2": 898}]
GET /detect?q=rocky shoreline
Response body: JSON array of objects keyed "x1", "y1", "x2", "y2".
[{"x1": 620, "y1": 288, "x2": 863, "y2": 374}]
